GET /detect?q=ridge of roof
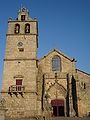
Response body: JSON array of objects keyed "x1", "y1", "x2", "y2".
[
  {"x1": 39, "y1": 48, "x2": 75, "y2": 62},
  {"x1": 76, "y1": 69, "x2": 90, "y2": 76}
]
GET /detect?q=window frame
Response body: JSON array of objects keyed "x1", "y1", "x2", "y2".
[
  {"x1": 16, "y1": 79, "x2": 23, "y2": 92},
  {"x1": 52, "y1": 55, "x2": 61, "y2": 72},
  {"x1": 16, "y1": 79, "x2": 22, "y2": 85},
  {"x1": 14, "y1": 24, "x2": 20, "y2": 34},
  {"x1": 25, "y1": 23, "x2": 30, "y2": 33},
  {"x1": 21, "y1": 15, "x2": 26, "y2": 21}
]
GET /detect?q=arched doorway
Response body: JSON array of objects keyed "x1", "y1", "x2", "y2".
[{"x1": 51, "y1": 99, "x2": 65, "y2": 117}]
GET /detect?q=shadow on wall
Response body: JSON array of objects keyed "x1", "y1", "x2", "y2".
[{"x1": 72, "y1": 75, "x2": 78, "y2": 117}]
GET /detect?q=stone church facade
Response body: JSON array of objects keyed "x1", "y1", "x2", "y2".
[{"x1": 1, "y1": 7, "x2": 90, "y2": 120}]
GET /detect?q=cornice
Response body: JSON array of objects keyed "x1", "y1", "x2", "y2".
[
  {"x1": 4, "y1": 58, "x2": 38, "y2": 61},
  {"x1": 6, "y1": 33, "x2": 38, "y2": 36}
]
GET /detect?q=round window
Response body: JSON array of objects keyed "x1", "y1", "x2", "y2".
[{"x1": 17, "y1": 42, "x2": 23, "y2": 47}]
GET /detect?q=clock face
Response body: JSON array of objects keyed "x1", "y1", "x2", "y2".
[{"x1": 17, "y1": 42, "x2": 23, "y2": 47}]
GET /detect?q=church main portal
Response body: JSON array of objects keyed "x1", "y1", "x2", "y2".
[{"x1": 51, "y1": 99, "x2": 65, "y2": 117}]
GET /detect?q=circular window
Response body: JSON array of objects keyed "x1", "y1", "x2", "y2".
[{"x1": 17, "y1": 42, "x2": 23, "y2": 47}]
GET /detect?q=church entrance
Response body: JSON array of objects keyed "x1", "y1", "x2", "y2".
[{"x1": 51, "y1": 99, "x2": 65, "y2": 117}]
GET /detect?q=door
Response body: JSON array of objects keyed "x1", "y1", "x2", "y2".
[
  {"x1": 51, "y1": 99, "x2": 65, "y2": 117},
  {"x1": 16, "y1": 79, "x2": 22, "y2": 91},
  {"x1": 58, "y1": 106, "x2": 64, "y2": 116}
]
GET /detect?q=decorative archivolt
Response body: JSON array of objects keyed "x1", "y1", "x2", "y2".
[{"x1": 46, "y1": 82, "x2": 67, "y2": 98}]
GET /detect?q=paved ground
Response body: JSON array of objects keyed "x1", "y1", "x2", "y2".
[
  {"x1": 4, "y1": 117, "x2": 90, "y2": 120},
  {"x1": 52, "y1": 117, "x2": 90, "y2": 120}
]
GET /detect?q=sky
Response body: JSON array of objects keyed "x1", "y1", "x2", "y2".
[{"x1": 0, "y1": 0, "x2": 90, "y2": 90}]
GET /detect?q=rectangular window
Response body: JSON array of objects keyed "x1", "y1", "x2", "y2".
[{"x1": 16, "y1": 79, "x2": 22, "y2": 85}]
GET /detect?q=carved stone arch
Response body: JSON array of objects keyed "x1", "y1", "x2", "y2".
[
  {"x1": 45, "y1": 83, "x2": 67, "y2": 117},
  {"x1": 46, "y1": 82, "x2": 67, "y2": 100}
]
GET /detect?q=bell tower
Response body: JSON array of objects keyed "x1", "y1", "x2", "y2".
[{"x1": 2, "y1": 7, "x2": 39, "y2": 118}]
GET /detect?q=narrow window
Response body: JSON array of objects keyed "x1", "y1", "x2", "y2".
[
  {"x1": 25, "y1": 23, "x2": 30, "y2": 33},
  {"x1": 21, "y1": 15, "x2": 25, "y2": 21},
  {"x1": 84, "y1": 83, "x2": 86, "y2": 89},
  {"x1": 15, "y1": 24, "x2": 20, "y2": 34},
  {"x1": 52, "y1": 56, "x2": 61, "y2": 72}
]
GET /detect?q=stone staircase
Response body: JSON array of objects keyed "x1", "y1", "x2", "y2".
[{"x1": 52, "y1": 117, "x2": 90, "y2": 120}]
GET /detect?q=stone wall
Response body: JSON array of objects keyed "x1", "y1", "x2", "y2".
[
  {"x1": 76, "y1": 69, "x2": 90, "y2": 117},
  {"x1": 38, "y1": 49, "x2": 76, "y2": 117},
  {"x1": 1, "y1": 7, "x2": 40, "y2": 119},
  {"x1": 0, "y1": 97, "x2": 7, "y2": 120}
]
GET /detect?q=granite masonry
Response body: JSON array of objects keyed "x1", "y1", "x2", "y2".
[{"x1": 1, "y1": 7, "x2": 90, "y2": 120}]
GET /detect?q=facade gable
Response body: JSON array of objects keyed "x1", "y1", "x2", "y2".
[{"x1": 39, "y1": 48, "x2": 76, "y2": 74}]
